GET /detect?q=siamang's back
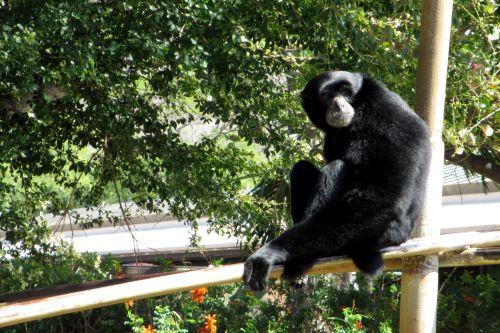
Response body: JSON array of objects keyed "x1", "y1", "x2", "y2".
[{"x1": 323, "y1": 77, "x2": 430, "y2": 246}]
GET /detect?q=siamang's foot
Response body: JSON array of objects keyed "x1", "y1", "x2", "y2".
[
  {"x1": 288, "y1": 276, "x2": 308, "y2": 289},
  {"x1": 350, "y1": 251, "x2": 384, "y2": 275},
  {"x1": 281, "y1": 257, "x2": 316, "y2": 282},
  {"x1": 243, "y1": 253, "x2": 273, "y2": 291}
]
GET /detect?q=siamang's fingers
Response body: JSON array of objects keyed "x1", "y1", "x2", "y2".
[
  {"x1": 243, "y1": 255, "x2": 272, "y2": 291},
  {"x1": 249, "y1": 256, "x2": 270, "y2": 291}
]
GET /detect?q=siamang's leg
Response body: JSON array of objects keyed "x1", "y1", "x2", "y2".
[
  {"x1": 349, "y1": 248, "x2": 383, "y2": 275},
  {"x1": 289, "y1": 160, "x2": 321, "y2": 224},
  {"x1": 285, "y1": 160, "x2": 321, "y2": 283},
  {"x1": 283, "y1": 160, "x2": 349, "y2": 280},
  {"x1": 301, "y1": 160, "x2": 348, "y2": 220},
  {"x1": 245, "y1": 160, "x2": 348, "y2": 290}
]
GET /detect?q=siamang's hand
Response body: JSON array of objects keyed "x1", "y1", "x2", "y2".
[{"x1": 243, "y1": 252, "x2": 273, "y2": 291}]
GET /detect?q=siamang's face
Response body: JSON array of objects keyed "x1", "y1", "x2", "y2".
[
  {"x1": 302, "y1": 71, "x2": 362, "y2": 129},
  {"x1": 319, "y1": 79, "x2": 356, "y2": 128}
]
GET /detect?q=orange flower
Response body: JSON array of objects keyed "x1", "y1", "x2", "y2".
[
  {"x1": 462, "y1": 294, "x2": 475, "y2": 303},
  {"x1": 125, "y1": 299, "x2": 134, "y2": 308},
  {"x1": 229, "y1": 300, "x2": 242, "y2": 308},
  {"x1": 141, "y1": 324, "x2": 155, "y2": 333},
  {"x1": 356, "y1": 320, "x2": 362, "y2": 331},
  {"x1": 198, "y1": 314, "x2": 217, "y2": 333},
  {"x1": 191, "y1": 287, "x2": 209, "y2": 304}
]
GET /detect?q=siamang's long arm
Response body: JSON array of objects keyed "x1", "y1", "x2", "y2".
[
  {"x1": 244, "y1": 159, "x2": 349, "y2": 290},
  {"x1": 244, "y1": 190, "x2": 392, "y2": 290}
]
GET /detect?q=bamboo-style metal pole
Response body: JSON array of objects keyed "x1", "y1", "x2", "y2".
[
  {"x1": 1, "y1": 230, "x2": 500, "y2": 328},
  {"x1": 399, "y1": 1, "x2": 453, "y2": 332}
]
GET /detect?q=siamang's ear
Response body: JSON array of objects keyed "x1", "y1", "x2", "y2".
[
  {"x1": 300, "y1": 89, "x2": 309, "y2": 100},
  {"x1": 300, "y1": 84, "x2": 316, "y2": 101}
]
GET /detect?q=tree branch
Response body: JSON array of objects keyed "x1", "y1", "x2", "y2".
[{"x1": 445, "y1": 147, "x2": 500, "y2": 184}]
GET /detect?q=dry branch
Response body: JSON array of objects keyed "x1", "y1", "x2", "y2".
[
  {"x1": 1, "y1": 231, "x2": 500, "y2": 328},
  {"x1": 445, "y1": 146, "x2": 500, "y2": 184}
]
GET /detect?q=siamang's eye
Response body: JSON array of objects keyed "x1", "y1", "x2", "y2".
[
  {"x1": 319, "y1": 90, "x2": 333, "y2": 99},
  {"x1": 339, "y1": 87, "x2": 351, "y2": 96}
]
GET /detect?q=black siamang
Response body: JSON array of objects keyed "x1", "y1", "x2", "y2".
[{"x1": 243, "y1": 71, "x2": 431, "y2": 291}]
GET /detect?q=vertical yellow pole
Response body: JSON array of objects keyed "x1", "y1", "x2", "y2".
[{"x1": 399, "y1": 1, "x2": 453, "y2": 332}]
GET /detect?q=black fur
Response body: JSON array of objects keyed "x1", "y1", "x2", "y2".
[{"x1": 243, "y1": 71, "x2": 431, "y2": 291}]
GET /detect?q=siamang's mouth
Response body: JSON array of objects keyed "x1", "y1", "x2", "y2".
[{"x1": 326, "y1": 108, "x2": 354, "y2": 128}]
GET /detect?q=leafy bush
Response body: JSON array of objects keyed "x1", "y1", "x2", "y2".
[
  {"x1": 438, "y1": 270, "x2": 500, "y2": 332},
  {"x1": 0, "y1": 241, "x2": 128, "y2": 333},
  {"x1": 2, "y1": 263, "x2": 499, "y2": 332}
]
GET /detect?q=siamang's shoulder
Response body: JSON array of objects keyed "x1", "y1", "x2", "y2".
[
  {"x1": 357, "y1": 76, "x2": 387, "y2": 96},
  {"x1": 357, "y1": 76, "x2": 409, "y2": 110},
  {"x1": 355, "y1": 76, "x2": 429, "y2": 139},
  {"x1": 358, "y1": 77, "x2": 419, "y2": 118}
]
